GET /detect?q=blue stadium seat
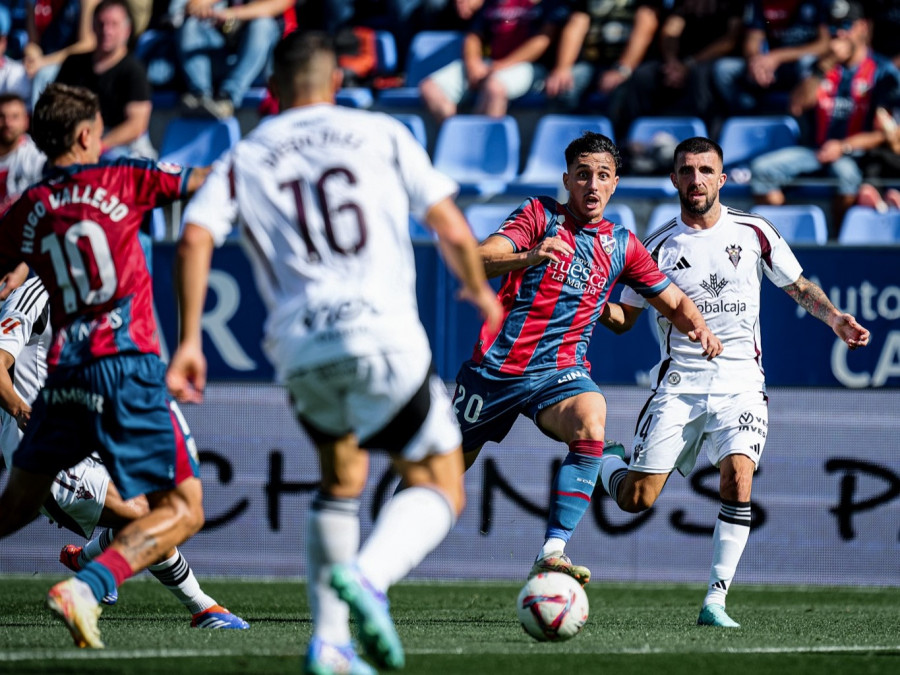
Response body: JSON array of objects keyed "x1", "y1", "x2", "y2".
[
  {"x1": 645, "y1": 204, "x2": 681, "y2": 236},
  {"x1": 838, "y1": 207, "x2": 900, "y2": 244},
  {"x1": 378, "y1": 31, "x2": 464, "y2": 106},
  {"x1": 159, "y1": 117, "x2": 242, "y2": 165},
  {"x1": 718, "y1": 115, "x2": 801, "y2": 169},
  {"x1": 374, "y1": 30, "x2": 398, "y2": 76},
  {"x1": 751, "y1": 205, "x2": 828, "y2": 245},
  {"x1": 506, "y1": 114, "x2": 615, "y2": 194},
  {"x1": 135, "y1": 28, "x2": 179, "y2": 91},
  {"x1": 464, "y1": 202, "x2": 520, "y2": 240},
  {"x1": 433, "y1": 115, "x2": 520, "y2": 197},
  {"x1": 626, "y1": 116, "x2": 707, "y2": 145},
  {"x1": 336, "y1": 87, "x2": 374, "y2": 108},
  {"x1": 603, "y1": 203, "x2": 637, "y2": 234},
  {"x1": 391, "y1": 113, "x2": 428, "y2": 147}
]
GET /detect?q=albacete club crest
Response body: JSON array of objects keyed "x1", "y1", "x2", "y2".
[{"x1": 726, "y1": 244, "x2": 742, "y2": 268}]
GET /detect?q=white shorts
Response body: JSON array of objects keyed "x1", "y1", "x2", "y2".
[
  {"x1": 287, "y1": 350, "x2": 461, "y2": 462},
  {"x1": 41, "y1": 454, "x2": 110, "y2": 539},
  {"x1": 426, "y1": 58, "x2": 545, "y2": 104},
  {"x1": 630, "y1": 391, "x2": 768, "y2": 476}
]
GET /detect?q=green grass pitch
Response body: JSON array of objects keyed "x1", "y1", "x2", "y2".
[{"x1": 1, "y1": 577, "x2": 897, "y2": 674}]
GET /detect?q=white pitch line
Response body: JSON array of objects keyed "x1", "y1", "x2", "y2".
[{"x1": 1, "y1": 645, "x2": 898, "y2": 661}]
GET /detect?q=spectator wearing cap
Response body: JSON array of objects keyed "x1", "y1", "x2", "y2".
[
  {"x1": 0, "y1": 6, "x2": 31, "y2": 101},
  {"x1": 711, "y1": 0, "x2": 831, "y2": 116},
  {"x1": 748, "y1": 1, "x2": 900, "y2": 238}
]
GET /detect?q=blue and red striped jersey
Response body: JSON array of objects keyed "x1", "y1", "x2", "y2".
[
  {"x1": 0, "y1": 158, "x2": 192, "y2": 369},
  {"x1": 473, "y1": 196, "x2": 670, "y2": 375}
]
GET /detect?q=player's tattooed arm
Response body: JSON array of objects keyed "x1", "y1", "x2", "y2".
[{"x1": 783, "y1": 275, "x2": 870, "y2": 349}]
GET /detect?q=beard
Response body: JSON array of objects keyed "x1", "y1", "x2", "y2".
[{"x1": 679, "y1": 190, "x2": 715, "y2": 215}]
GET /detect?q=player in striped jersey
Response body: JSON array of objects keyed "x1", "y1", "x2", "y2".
[
  {"x1": 0, "y1": 83, "x2": 212, "y2": 649},
  {"x1": 454, "y1": 131, "x2": 722, "y2": 586},
  {"x1": 599, "y1": 137, "x2": 870, "y2": 627},
  {"x1": 0, "y1": 277, "x2": 248, "y2": 629},
  {"x1": 168, "y1": 31, "x2": 501, "y2": 675}
]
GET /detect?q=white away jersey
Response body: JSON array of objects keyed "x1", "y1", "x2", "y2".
[
  {"x1": 620, "y1": 206, "x2": 803, "y2": 394},
  {"x1": 183, "y1": 104, "x2": 458, "y2": 379},
  {"x1": 0, "y1": 276, "x2": 50, "y2": 468}
]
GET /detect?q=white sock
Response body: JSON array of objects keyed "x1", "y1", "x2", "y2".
[
  {"x1": 539, "y1": 537, "x2": 567, "y2": 559},
  {"x1": 703, "y1": 501, "x2": 751, "y2": 607},
  {"x1": 79, "y1": 528, "x2": 115, "y2": 565},
  {"x1": 357, "y1": 486, "x2": 455, "y2": 592},
  {"x1": 307, "y1": 492, "x2": 360, "y2": 645},
  {"x1": 600, "y1": 455, "x2": 628, "y2": 501},
  {"x1": 148, "y1": 549, "x2": 217, "y2": 614}
]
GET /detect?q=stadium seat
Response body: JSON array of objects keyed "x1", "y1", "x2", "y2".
[
  {"x1": 625, "y1": 116, "x2": 707, "y2": 146},
  {"x1": 336, "y1": 87, "x2": 374, "y2": 108},
  {"x1": 464, "y1": 202, "x2": 520, "y2": 240},
  {"x1": 135, "y1": 28, "x2": 179, "y2": 91},
  {"x1": 374, "y1": 30, "x2": 398, "y2": 76},
  {"x1": 751, "y1": 205, "x2": 828, "y2": 245},
  {"x1": 159, "y1": 117, "x2": 242, "y2": 165},
  {"x1": 433, "y1": 115, "x2": 520, "y2": 196},
  {"x1": 645, "y1": 204, "x2": 681, "y2": 236},
  {"x1": 506, "y1": 114, "x2": 615, "y2": 194},
  {"x1": 377, "y1": 31, "x2": 464, "y2": 106},
  {"x1": 718, "y1": 115, "x2": 801, "y2": 169},
  {"x1": 838, "y1": 207, "x2": 900, "y2": 244},
  {"x1": 391, "y1": 113, "x2": 428, "y2": 147},
  {"x1": 603, "y1": 203, "x2": 637, "y2": 234}
]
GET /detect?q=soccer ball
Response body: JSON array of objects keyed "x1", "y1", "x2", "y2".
[{"x1": 516, "y1": 572, "x2": 589, "y2": 642}]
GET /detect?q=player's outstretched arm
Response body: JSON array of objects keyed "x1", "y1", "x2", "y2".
[
  {"x1": 598, "y1": 301, "x2": 644, "y2": 335},
  {"x1": 167, "y1": 223, "x2": 215, "y2": 403},
  {"x1": 426, "y1": 197, "x2": 503, "y2": 331},
  {"x1": 648, "y1": 284, "x2": 723, "y2": 360},
  {"x1": 0, "y1": 348, "x2": 30, "y2": 429},
  {"x1": 478, "y1": 233, "x2": 573, "y2": 279},
  {"x1": 0, "y1": 263, "x2": 30, "y2": 301},
  {"x1": 782, "y1": 275, "x2": 870, "y2": 350}
]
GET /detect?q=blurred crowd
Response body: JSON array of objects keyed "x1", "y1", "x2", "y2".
[{"x1": 0, "y1": 0, "x2": 898, "y2": 232}]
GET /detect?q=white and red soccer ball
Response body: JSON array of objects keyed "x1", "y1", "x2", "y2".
[{"x1": 516, "y1": 572, "x2": 589, "y2": 642}]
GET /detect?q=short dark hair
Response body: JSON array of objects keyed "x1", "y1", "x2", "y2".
[
  {"x1": 673, "y1": 137, "x2": 723, "y2": 167},
  {"x1": 271, "y1": 30, "x2": 337, "y2": 99},
  {"x1": 31, "y1": 83, "x2": 101, "y2": 160},
  {"x1": 0, "y1": 92, "x2": 26, "y2": 108},
  {"x1": 564, "y1": 132, "x2": 621, "y2": 174}
]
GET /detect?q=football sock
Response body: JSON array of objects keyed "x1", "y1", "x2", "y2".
[
  {"x1": 544, "y1": 440, "x2": 603, "y2": 542},
  {"x1": 357, "y1": 486, "x2": 455, "y2": 592},
  {"x1": 76, "y1": 549, "x2": 133, "y2": 604},
  {"x1": 80, "y1": 528, "x2": 115, "y2": 566},
  {"x1": 539, "y1": 537, "x2": 568, "y2": 558},
  {"x1": 307, "y1": 491, "x2": 359, "y2": 644},
  {"x1": 148, "y1": 549, "x2": 216, "y2": 614},
  {"x1": 600, "y1": 454, "x2": 628, "y2": 503},
  {"x1": 703, "y1": 500, "x2": 751, "y2": 607}
]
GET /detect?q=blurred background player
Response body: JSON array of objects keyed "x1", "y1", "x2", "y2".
[
  {"x1": 599, "y1": 136, "x2": 870, "y2": 628},
  {"x1": 167, "y1": 30, "x2": 501, "y2": 675},
  {"x1": 0, "y1": 276, "x2": 249, "y2": 629},
  {"x1": 0, "y1": 82, "x2": 210, "y2": 649},
  {"x1": 453, "y1": 131, "x2": 721, "y2": 587}
]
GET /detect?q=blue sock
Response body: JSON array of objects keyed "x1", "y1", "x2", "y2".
[
  {"x1": 545, "y1": 440, "x2": 604, "y2": 541},
  {"x1": 76, "y1": 560, "x2": 118, "y2": 604}
]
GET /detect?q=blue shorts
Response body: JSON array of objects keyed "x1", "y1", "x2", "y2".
[
  {"x1": 14, "y1": 353, "x2": 200, "y2": 500},
  {"x1": 453, "y1": 361, "x2": 603, "y2": 452}
]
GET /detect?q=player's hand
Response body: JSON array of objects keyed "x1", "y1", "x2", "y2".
[
  {"x1": 14, "y1": 405, "x2": 30, "y2": 431},
  {"x1": 545, "y1": 68, "x2": 574, "y2": 98},
  {"x1": 166, "y1": 342, "x2": 207, "y2": 404},
  {"x1": 832, "y1": 313, "x2": 870, "y2": 350},
  {"x1": 526, "y1": 236, "x2": 573, "y2": 266},
  {"x1": 687, "y1": 327, "x2": 723, "y2": 360}
]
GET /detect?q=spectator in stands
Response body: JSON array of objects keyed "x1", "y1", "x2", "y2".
[
  {"x1": 54, "y1": 0, "x2": 155, "y2": 158},
  {"x1": 748, "y1": 1, "x2": 900, "y2": 239},
  {"x1": 863, "y1": 0, "x2": 900, "y2": 67},
  {"x1": 544, "y1": 0, "x2": 663, "y2": 131},
  {"x1": 173, "y1": 0, "x2": 292, "y2": 119},
  {"x1": 23, "y1": 0, "x2": 102, "y2": 109},
  {"x1": 711, "y1": 0, "x2": 831, "y2": 117},
  {"x1": 610, "y1": 0, "x2": 744, "y2": 132},
  {"x1": 418, "y1": 0, "x2": 569, "y2": 124},
  {"x1": 0, "y1": 92, "x2": 45, "y2": 214},
  {"x1": 857, "y1": 106, "x2": 900, "y2": 210},
  {"x1": 0, "y1": 6, "x2": 30, "y2": 101}
]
